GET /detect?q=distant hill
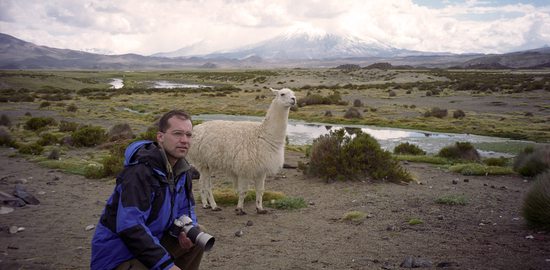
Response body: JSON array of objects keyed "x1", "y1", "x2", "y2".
[
  {"x1": 1, "y1": 32, "x2": 549, "y2": 70},
  {"x1": 0, "y1": 33, "x2": 200, "y2": 70},
  {"x1": 459, "y1": 46, "x2": 550, "y2": 69}
]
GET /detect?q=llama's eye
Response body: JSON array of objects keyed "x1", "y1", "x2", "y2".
[{"x1": 281, "y1": 93, "x2": 285, "y2": 96}]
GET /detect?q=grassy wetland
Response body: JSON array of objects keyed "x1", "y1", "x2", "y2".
[
  {"x1": 1, "y1": 68, "x2": 549, "y2": 157},
  {"x1": 1, "y1": 68, "x2": 550, "y2": 269}
]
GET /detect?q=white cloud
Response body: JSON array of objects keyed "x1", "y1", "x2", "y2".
[{"x1": 0, "y1": 0, "x2": 548, "y2": 55}]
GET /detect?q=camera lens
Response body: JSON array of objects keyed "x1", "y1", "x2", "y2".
[{"x1": 185, "y1": 226, "x2": 215, "y2": 251}]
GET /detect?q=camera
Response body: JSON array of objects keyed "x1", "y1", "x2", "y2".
[{"x1": 169, "y1": 215, "x2": 215, "y2": 252}]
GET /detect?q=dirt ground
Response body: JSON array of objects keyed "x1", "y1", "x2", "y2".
[{"x1": 0, "y1": 147, "x2": 549, "y2": 270}]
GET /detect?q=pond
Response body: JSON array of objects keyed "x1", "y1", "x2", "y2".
[
  {"x1": 109, "y1": 78, "x2": 124, "y2": 89},
  {"x1": 109, "y1": 79, "x2": 210, "y2": 89},
  {"x1": 193, "y1": 114, "x2": 533, "y2": 158},
  {"x1": 151, "y1": 80, "x2": 208, "y2": 89}
]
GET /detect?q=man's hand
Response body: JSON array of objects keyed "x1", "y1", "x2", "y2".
[{"x1": 178, "y1": 231, "x2": 194, "y2": 251}]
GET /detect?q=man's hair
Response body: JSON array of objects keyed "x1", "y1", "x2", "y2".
[{"x1": 158, "y1": 110, "x2": 192, "y2": 132}]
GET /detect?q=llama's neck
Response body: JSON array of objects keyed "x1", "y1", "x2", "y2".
[{"x1": 259, "y1": 102, "x2": 289, "y2": 145}]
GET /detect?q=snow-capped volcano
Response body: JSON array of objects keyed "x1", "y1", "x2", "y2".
[{"x1": 201, "y1": 29, "x2": 418, "y2": 60}]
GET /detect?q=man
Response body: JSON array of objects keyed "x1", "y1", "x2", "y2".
[{"x1": 91, "y1": 110, "x2": 203, "y2": 270}]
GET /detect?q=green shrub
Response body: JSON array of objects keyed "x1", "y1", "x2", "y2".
[
  {"x1": 423, "y1": 107, "x2": 448, "y2": 118},
  {"x1": 394, "y1": 142, "x2": 426, "y2": 155},
  {"x1": 483, "y1": 156, "x2": 509, "y2": 167},
  {"x1": 24, "y1": 117, "x2": 57, "y2": 131},
  {"x1": 137, "y1": 126, "x2": 158, "y2": 141},
  {"x1": 39, "y1": 101, "x2": 51, "y2": 108},
  {"x1": 18, "y1": 143, "x2": 44, "y2": 155},
  {"x1": 522, "y1": 170, "x2": 550, "y2": 230},
  {"x1": 37, "y1": 133, "x2": 59, "y2": 146},
  {"x1": 513, "y1": 146, "x2": 550, "y2": 177},
  {"x1": 437, "y1": 142, "x2": 480, "y2": 162},
  {"x1": 344, "y1": 107, "x2": 362, "y2": 119},
  {"x1": 297, "y1": 91, "x2": 347, "y2": 107},
  {"x1": 306, "y1": 129, "x2": 412, "y2": 183},
  {"x1": 108, "y1": 123, "x2": 135, "y2": 141},
  {"x1": 0, "y1": 114, "x2": 12, "y2": 127},
  {"x1": 59, "y1": 120, "x2": 79, "y2": 132},
  {"x1": 435, "y1": 195, "x2": 467, "y2": 205},
  {"x1": 71, "y1": 125, "x2": 107, "y2": 147},
  {"x1": 84, "y1": 164, "x2": 105, "y2": 179},
  {"x1": 453, "y1": 109, "x2": 466, "y2": 119},
  {"x1": 67, "y1": 104, "x2": 78, "y2": 112},
  {"x1": 0, "y1": 127, "x2": 16, "y2": 147},
  {"x1": 100, "y1": 142, "x2": 129, "y2": 177},
  {"x1": 48, "y1": 148, "x2": 61, "y2": 160}
]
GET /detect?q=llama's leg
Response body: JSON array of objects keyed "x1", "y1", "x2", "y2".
[
  {"x1": 204, "y1": 171, "x2": 221, "y2": 211},
  {"x1": 199, "y1": 169, "x2": 220, "y2": 210},
  {"x1": 255, "y1": 174, "x2": 267, "y2": 214},
  {"x1": 199, "y1": 170, "x2": 210, "y2": 209},
  {"x1": 235, "y1": 177, "x2": 248, "y2": 215}
]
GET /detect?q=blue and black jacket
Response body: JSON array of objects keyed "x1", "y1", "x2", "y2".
[{"x1": 91, "y1": 140, "x2": 197, "y2": 270}]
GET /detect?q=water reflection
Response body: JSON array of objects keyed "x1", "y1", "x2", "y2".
[
  {"x1": 109, "y1": 78, "x2": 124, "y2": 89},
  {"x1": 152, "y1": 80, "x2": 207, "y2": 89},
  {"x1": 193, "y1": 114, "x2": 526, "y2": 157}
]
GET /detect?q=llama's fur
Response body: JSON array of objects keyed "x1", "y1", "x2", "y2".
[{"x1": 187, "y1": 88, "x2": 296, "y2": 215}]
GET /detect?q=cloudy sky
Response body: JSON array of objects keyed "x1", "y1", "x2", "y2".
[{"x1": 1, "y1": 0, "x2": 549, "y2": 56}]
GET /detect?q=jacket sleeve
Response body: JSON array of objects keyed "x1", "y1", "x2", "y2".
[{"x1": 116, "y1": 167, "x2": 174, "y2": 270}]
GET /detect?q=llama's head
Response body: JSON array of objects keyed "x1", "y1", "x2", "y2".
[{"x1": 270, "y1": 88, "x2": 296, "y2": 108}]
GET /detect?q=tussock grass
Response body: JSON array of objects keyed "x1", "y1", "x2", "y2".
[
  {"x1": 408, "y1": 218, "x2": 424, "y2": 225},
  {"x1": 522, "y1": 171, "x2": 550, "y2": 230},
  {"x1": 265, "y1": 197, "x2": 307, "y2": 210},
  {"x1": 205, "y1": 188, "x2": 286, "y2": 206},
  {"x1": 435, "y1": 195, "x2": 467, "y2": 205},
  {"x1": 342, "y1": 211, "x2": 367, "y2": 221},
  {"x1": 394, "y1": 154, "x2": 448, "y2": 164}
]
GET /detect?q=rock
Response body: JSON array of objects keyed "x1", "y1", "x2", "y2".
[
  {"x1": 15, "y1": 178, "x2": 28, "y2": 184},
  {"x1": 0, "y1": 190, "x2": 26, "y2": 207},
  {"x1": 525, "y1": 235, "x2": 534, "y2": 239},
  {"x1": 13, "y1": 184, "x2": 40, "y2": 205},
  {"x1": 437, "y1": 261, "x2": 459, "y2": 267},
  {"x1": 246, "y1": 220, "x2": 253, "y2": 226},
  {"x1": 85, "y1": 224, "x2": 95, "y2": 231},
  {"x1": 9, "y1": 226, "x2": 18, "y2": 234},
  {"x1": 452, "y1": 179, "x2": 458, "y2": 185},
  {"x1": 234, "y1": 230, "x2": 244, "y2": 237},
  {"x1": 0, "y1": 206, "x2": 14, "y2": 214},
  {"x1": 401, "y1": 257, "x2": 414, "y2": 268},
  {"x1": 463, "y1": 179, "x2": 469, "y2": 183}
]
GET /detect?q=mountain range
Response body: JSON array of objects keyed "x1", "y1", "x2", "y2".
[{"x1": 1, "y1": 32, "x2": 549, "y2": 70}]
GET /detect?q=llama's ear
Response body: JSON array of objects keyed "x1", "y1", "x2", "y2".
[{"x1": 269, "y1": 87, "x2": 279, "y2": 95}]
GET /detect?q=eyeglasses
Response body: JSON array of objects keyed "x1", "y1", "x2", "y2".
[{"x1": 163, "y1": 130, "x2": 192, "y2": 139}]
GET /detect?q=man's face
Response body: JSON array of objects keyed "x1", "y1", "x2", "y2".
[{"x1": 157, "y1": 116, "x2": 193, "y2": 164}]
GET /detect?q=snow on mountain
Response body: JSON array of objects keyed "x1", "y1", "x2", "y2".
[
  {"x1": 202, "y1": 29, "x2": 422, "y2": 60},
  {"x1": 155, "y1": 28, "x2": 423, "y2": 60}
]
